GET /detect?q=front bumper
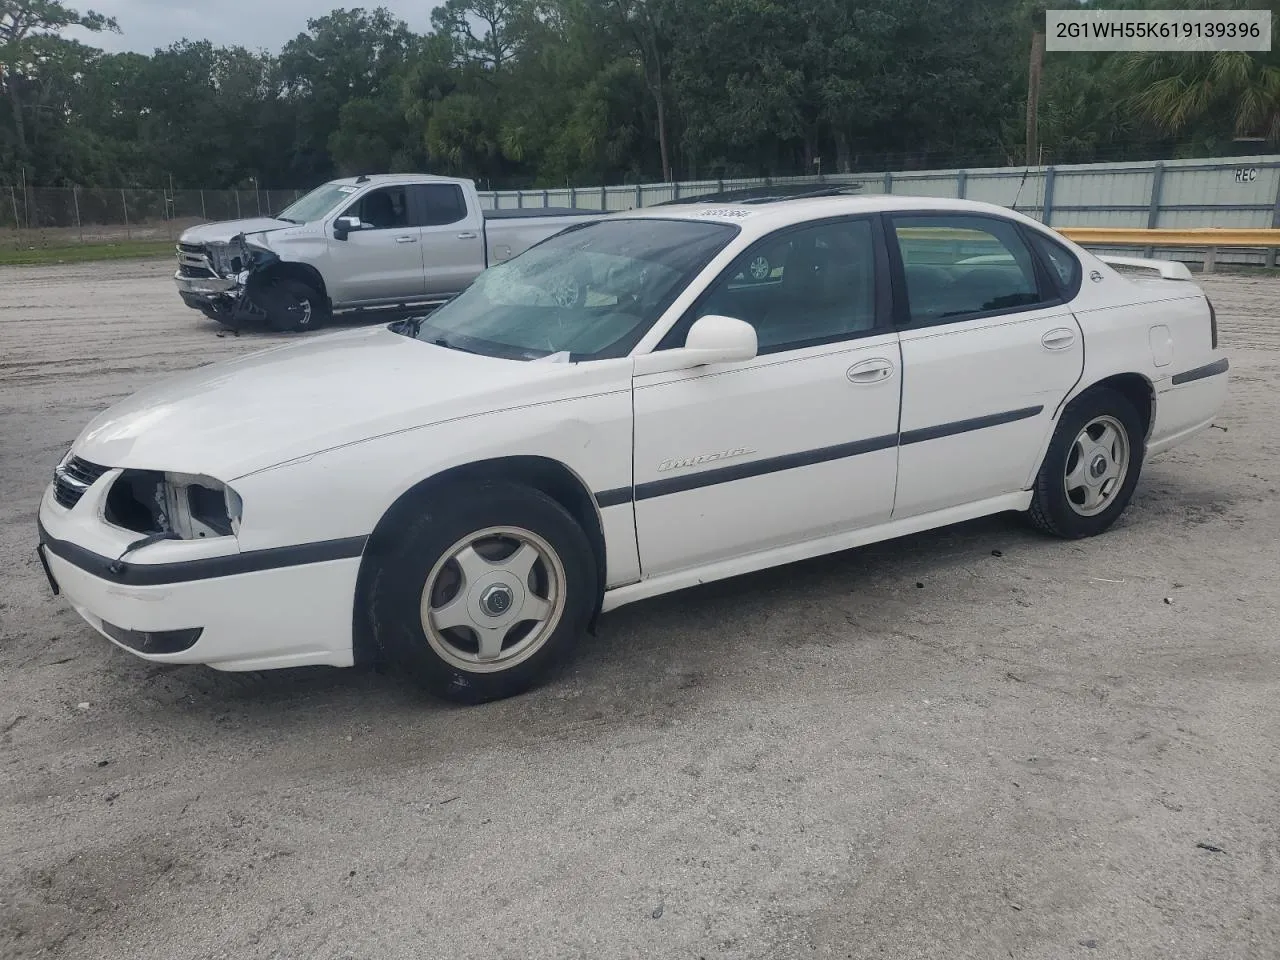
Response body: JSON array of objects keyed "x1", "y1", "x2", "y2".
[
  {"x1": 174, "y1": 271, "x2": 239, "y2": 301},
  {"x1": 171, "y1": 272, "x2": 239, "y2": 313},
  {"x1": 37, "y1": 477, "x2": 360, "y2": 672}
]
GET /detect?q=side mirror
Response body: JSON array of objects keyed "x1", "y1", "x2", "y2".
[
  {"x1": 633, "y1": 315, "x2": 758, "y2": 375},
  {"x1": 333, "y1": 216, "x2": 363, "y2": 241}
]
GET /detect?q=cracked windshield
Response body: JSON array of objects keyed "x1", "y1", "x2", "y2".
[{"x1": 396, "y1": 219, "x2": 737, "y2": 360}]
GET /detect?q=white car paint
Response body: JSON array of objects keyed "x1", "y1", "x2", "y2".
[{"x1": 39, "y1": 195, "x2": 1229, "y2": 676}]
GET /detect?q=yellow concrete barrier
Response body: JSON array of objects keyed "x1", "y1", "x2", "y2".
[
  {"x1": 1056, "y1": 227, "x2": 1280, "y2": 273},
  {"x1": 1057, "y1": 227, "x2": 1280, "y2": 247}
]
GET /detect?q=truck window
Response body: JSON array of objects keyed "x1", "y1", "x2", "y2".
[
  {"x1": 341, "y1": 187, "x2": 410, "y2": 230},
  {"x1": 412, "y1": 184, "x2": 468, "y2": 227}
]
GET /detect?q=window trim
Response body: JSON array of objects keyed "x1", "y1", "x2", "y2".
[
  {"x1": 409, "y1": 182, "x2": 469, "y2": 228},
  {"x1": 883, "y1": 210, "x2": 1065, "y2": 331},
  {"x1": 657, "y1": 214, "x2": 894, "y2": 356}
]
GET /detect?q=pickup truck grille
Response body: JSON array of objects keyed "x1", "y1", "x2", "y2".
[
  {"x1": 177, "y1": 242, "x2": 217, "y2": 278},
  {"x1": 53, "y1": 457, "x2": 109, "y2": 509}
]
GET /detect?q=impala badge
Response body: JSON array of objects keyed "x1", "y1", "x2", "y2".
[{"x1": 657, "y1": 447, "x2": 755, "y2": 473}]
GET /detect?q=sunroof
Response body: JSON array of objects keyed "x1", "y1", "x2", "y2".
[{"x1": 654, "y1": 184, "x2": 864, "y2": 206}]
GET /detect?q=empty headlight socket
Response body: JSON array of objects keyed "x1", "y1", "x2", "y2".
[{"x1": 105, "y1": 470, "x2": 241, "y2": 539}]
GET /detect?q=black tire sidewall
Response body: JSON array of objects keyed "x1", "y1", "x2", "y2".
[
  {"x1": 370, "y1": 482, "x2": 597, "y2": 703},
  {"x1": 1034, "y1": 387, "x2": 1146, "y2": 538},
  {"x1": 267, "y1": 279, "x2": 326, "y2": 332}
]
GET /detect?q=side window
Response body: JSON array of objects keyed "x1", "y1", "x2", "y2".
[
  {"x1": 413, "y1": 184, "x2": 468, "y2": 227},
  {"x1": 341, "y1": 186, "x2": 410, "y2": 230},
  {"x1": 891, "y1": 215, "x2": 1047, "y2": 326},
  {"x1": 664, "y1": 219, "x2": 878, "y2": 354},
  {"x1": 1025, "y1": 229, "x2": 1082, "y2": 298}
]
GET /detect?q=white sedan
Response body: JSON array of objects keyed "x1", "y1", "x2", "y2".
[{"x1": 37, "y1": 195, "x2": 1229, "y2": 703}]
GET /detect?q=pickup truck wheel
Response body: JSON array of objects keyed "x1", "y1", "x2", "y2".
[
  {"x1": 1026, "y1": 387, "x2": 1145, "y2": 539},
  {"x1": 264, "y1": 278, "x2": 328, "y2": 333},
  {"x1": 369, "y1": 482, "x2": 597, "y2": 704}
]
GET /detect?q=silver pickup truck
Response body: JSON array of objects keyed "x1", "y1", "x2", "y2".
[{"x1": 174, "y1": 174, "x2": 602, "y2": 331}]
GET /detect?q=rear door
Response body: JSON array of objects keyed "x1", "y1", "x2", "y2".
[
  {"x1": 408, "y1": 183, "x2": 485, "y2": 297},
  {"x1": 330, "y1": 184, "x2": 426, "y2": 305},
  {"x1": 887, "y1": 212, "x2": 1084, "y2": 518}
]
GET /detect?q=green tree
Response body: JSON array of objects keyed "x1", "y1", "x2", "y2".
[
  {"x1": 279, "y1": 7, "x2": 418, "y2": 183},
  {"x1": 0, "y1": 0, "x2": 117, "y2": 176}
]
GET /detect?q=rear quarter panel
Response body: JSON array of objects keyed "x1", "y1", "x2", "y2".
[{"x1": 1057, "y1": 255, "x2": 1226, "y2": 463}]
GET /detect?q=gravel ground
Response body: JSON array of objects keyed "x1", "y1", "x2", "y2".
[{"x1": 1, "y1": 259, "x2": 1276, "y2": 960}]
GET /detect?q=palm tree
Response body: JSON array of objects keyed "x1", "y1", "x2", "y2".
[{"x1": 1122, "y1": 50, "x2": 1280, "y2": 144}]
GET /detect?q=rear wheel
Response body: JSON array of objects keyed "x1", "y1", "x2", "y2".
[
  {"x1": 369, "y1": 482, "x2": 597, "y2": 703},
  {"x1": 1027, "y1": 387, "x2": 1145, "y2": 538}
]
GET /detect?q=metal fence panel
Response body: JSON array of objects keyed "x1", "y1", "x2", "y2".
[
  {"x1": 1158, "y1": 207, "x2": 1274, "y2": 229},
  {"x1": 966, "y1": 171, "x2": 1044, "y2": 208},
  {"x1": 889, "y1": 175, "x2": 958, "y2": 198},
  {"x1": 1052, "y1": 207, "x2": 1150, "y2": 228},
  {"x1": 1054, "y1": 169, "x2": 1152, "y2": 210}
]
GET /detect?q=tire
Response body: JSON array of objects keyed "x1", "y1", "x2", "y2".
[
  {"x1": 1026, "y1": 386, "x2": 1146, "y2": 539},
  {"x1": 747, "y1": 254, "x2": 773, "y2": 283},
  {"x1": 548, "y1": 268, "x2": 590, "y2": 309},
  {"x1": 263, "y1": 278, "x2": 329, "y2": 333},
  {"x1": 369, "y1": 482, "x2": 598, "y2": 703}
]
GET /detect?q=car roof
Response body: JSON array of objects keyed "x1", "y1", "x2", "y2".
[{"x1": 614, "y1": 194, "x2": 1048, "y2": 240}]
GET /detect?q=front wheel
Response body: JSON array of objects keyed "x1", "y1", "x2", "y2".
[
  {"x1": 1026, "y1": 387, "x2": 1146, "y2": 539},
  {"x1": 261, "y1": 278, "x2": 328, "y2": 333},
  {"x1": 369, "y1": 482, "x2": 597, "y2": 703}
]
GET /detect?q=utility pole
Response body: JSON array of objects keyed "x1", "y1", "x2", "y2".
[{"x1": 1025, "y1": 15, "x2": 1045, "y2": 168}]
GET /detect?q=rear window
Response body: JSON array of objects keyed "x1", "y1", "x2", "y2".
[
  {"x1": 891, "y1": 214, "x2": 1048, "y2": 326},
  {"x1": 1026, "y1": 230, "x2": 1082, "y2": 297},
  {"x1": 413, "y1": 184, "x2": 468, "y2": 227}
]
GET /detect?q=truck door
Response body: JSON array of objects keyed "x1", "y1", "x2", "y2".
[
  {"x1": 330, "y1": 185, "x2": 427, "y2": 305},
  {"x1": 408, "y1": 183, "x2": 486, "y2": 298}
]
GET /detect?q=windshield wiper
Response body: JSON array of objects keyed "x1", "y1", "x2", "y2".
[
  {"x1": 426, "y1": 336, "x2": 483, "y2": 356},
  {"x1": 276, "y1": 216, "x2": 299, "y2": 224}
]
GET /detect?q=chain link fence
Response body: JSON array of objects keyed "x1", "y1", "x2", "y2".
[{"x1": 0, "y1": 187, "x2": 305, "y2": 248}]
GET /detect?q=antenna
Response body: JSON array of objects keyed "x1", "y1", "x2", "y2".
[{"x1": 1011, "y1": 160, "x2": 1032, "y2": 214}]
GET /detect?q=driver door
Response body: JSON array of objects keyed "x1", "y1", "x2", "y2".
[
  {"x1": 631, "y1": 217, "x2": 902, "y2": 578},
  {"x1": 330, "y1": 185, "x2": 427, "y2": 305}
]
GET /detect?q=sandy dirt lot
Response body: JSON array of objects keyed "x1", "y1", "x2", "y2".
[{"x1": 1, "y1": 259, "x2": 1276, "y2": 960}]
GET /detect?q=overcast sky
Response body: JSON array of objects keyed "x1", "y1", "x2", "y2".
[{"x1": 67, "y1": 0, "x2": 440, "y2": 54}]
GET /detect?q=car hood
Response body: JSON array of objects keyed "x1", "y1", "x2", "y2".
[
  {"x1": 179, "y1": 218, "x2": 293, "y2": 245},
  {"x1": 71, "y1": 327, "x2": 623, "y2": 480}
]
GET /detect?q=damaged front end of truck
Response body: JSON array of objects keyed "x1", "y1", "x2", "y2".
[{"x1": 174, "y1": 234, "x2": 325, "y2": 333}]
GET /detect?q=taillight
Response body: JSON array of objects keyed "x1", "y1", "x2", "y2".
[{"x1": 1207, "y1": 297, "x2": 1219, "y2": 349}]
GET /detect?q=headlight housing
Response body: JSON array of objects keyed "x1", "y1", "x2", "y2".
[
  {"x1": 104, "y1": 470, "x2": 243, "y2": 539},
  {"x1": 206, "y1": 242, "x2": 244, "y2": 278}
]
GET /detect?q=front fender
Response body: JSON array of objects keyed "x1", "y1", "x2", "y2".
[{"x1": 228, "y1": 385, "x2": 637, "y2": 582}]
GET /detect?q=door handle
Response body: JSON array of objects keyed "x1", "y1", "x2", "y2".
[
  {"x1": 395, "y1": 236, "x2": 418, "y2": 244},
  {"x1": 1042, "y1": 327, "x2": 1076, "y2": 351},
  {"x1": 846, "y1": 358, "x2": 895, "y2": 383},
  {"x1": 456, "y1": 232, "x2": 478, "y2": 240}
]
